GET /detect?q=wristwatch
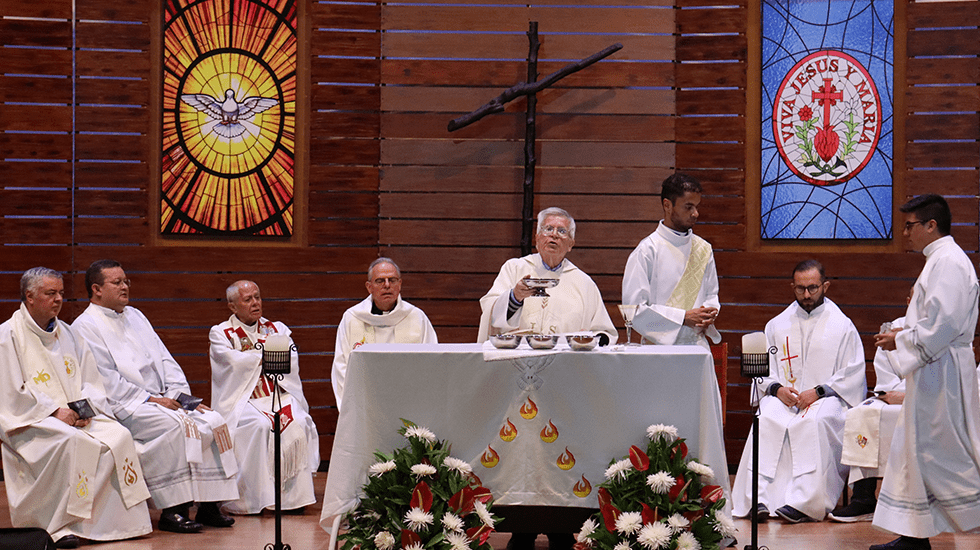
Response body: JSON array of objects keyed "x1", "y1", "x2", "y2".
[{"x1": 815, "y1": 385, "x2": 827, "y2": 398}]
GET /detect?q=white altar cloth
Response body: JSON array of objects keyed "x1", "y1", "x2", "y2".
[{"x1": 319, "y1": 343, "x2": 729, "y2": 533}]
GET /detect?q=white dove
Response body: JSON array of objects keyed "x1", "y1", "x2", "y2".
[{"x1": 180, "y1": 88, "x2": 278, "y2": 139}]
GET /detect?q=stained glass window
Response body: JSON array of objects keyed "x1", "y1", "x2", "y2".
[
  {"x1": 162, "y1": 0, "x2": 296, "y2": 236},
  {"x1": 761, "y1": 0, "x2": 894, "y2": 239}
]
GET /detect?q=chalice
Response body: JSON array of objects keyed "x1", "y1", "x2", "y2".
[
  {"x1": 524, "y1": 278, "x2": 559, "y2": 297},
  {"x1": 618, "y1": 304, "x2": 639, "y2": 346}
]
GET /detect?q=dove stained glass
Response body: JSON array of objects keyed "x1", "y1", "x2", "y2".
[
  {"x1": 162, "y1": 0, "x2": 296, "y2": 236},
  {"x1": 761, "y1": 0, "x2": 894, "y2": 239}
]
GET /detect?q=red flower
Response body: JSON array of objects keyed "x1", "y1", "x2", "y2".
[
  {"x1": 798, "y1": 105, "x2": 814, "y2": 122},
  {"x1": 466, "y1": 525, "x2": 494, "y2": 546},
  {"x1": 401, "y1": 529, "x2": 422, "y2": 548},
  {"x1": 640, "y1": 502, "x2": 659, "y2": 525},
  {"x1": 597, "y1": 488, "x2": 620, "y2": 532},
  {"x1": 701, "y1": 485, "x2": 724, "y2": 504},
  {"x1": 669, "y1": 474, "x2": 687, "y2": 502},
  {"x1": 671, "y1": 441, "x2": 688, "y2": 460},
  {"x1": 629, "y1": 445, "x2": 650, "y2": 472},
  {"x1": 410, "y1": 481, "x2": 433, "y2": 512}
]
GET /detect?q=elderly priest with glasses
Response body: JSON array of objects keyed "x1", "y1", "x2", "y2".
[
  {"x1": 477, "y1": 207, "x2": 617, "y2": 346},
  {"x1": 331, "y1": 257, "x2": 438, "y2": 412}
]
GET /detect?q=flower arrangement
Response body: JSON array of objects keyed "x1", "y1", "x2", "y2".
[
  {"x1": 340, "y1": 422, "x2": 499, "y2": 550},
  {"x1": 575, "y1": 424, "x2": 734, "y2": 550}
]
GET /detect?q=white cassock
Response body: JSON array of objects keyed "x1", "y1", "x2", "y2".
[
  {"x1": 623, "y1": 222, "x2": 721, "y2": 349},
  {"x1": 72, "y1": 304, "x2": 239, "y2": 509},
  {"x1": 873, "y1": 235, "x2": 980, "y2": 537},
  {"x1": 331, "y1": 295, "x2": 437, "y2": 412},
  {"x1": 0, "y1": 304, "x2": 151, "y2": 542},
  {"x1": 731, "y1": 298, "x2": 866, "y2": 520},
  {"x1": 209, "y1": 315, "x2": 319, "y2": 514},
  {"x1": 477, "y1": 253, "x2": 617, "y2": 343},
  {"x1": 840, "y1": 316, "x2": 906, "y2": 484}
]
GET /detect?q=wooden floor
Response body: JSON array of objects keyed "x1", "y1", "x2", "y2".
[{"x1": 2, "y1": 474, "x2": 979, "y2": 550}]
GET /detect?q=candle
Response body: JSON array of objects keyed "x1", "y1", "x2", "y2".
[
  {"x1": 264, "y1": 334, "x2": 290, "y2": 352},
  {"x1": 742, "y1": 332, "x2": 767, "y2": 354}
]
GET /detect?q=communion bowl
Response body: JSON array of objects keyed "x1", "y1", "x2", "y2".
[
  {"x1": 489, "y1": 334, "x2": 523, "y2": 349},
  {"x1": 527, "y1": 334, "x2": 560, "y2": 349},
  {"x1": 568, "y1": 334, "x2": 598, "y2": 351}
]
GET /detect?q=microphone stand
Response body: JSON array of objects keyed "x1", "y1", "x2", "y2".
[
  {"x1": 741, "y1": 345, "x2": 776, "y2": 550},
  {"x1": 258, "y1": 341, "x2": 295, "y2": 550}
]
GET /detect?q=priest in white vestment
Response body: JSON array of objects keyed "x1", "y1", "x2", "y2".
[
  {"x1": 0, "y1": 267, "x2": 151, "y2": 548},
  {"x1": 732, "y1": 260, "x2": 866, "y2": 523},
  {"x1": 478, "y1": 207, "x2": 617, "y2": 345},
  {"x1": 72, "y1": 260, "x2": 239, "y2": 533},
  {"x1": 870, "y1": 195, "x2": 980, "y2": 550},
  {"x1": 209, "y1": 280, "x2": 319, "y2": 514},
  {"x1": 623, "y1": 173, "x2": 720, "y2": 349},
  {"x1": 478, "y1": 207, "x2": 616, "y2": 550},
  {"x1": 829, "y1": 310, "x2": 908, "y2": 523},
  {"x1": 331, "y1": 258, "x2": 438, "y2": 412}
]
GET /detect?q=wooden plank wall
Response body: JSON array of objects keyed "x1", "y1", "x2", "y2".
[{"x1": 2, "y1": 0, "x2": 979, "y2": 471}]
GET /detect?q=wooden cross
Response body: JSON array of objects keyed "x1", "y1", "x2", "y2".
[{"x1": 448, "y1": 22, "x2": 622, "y2": 255}]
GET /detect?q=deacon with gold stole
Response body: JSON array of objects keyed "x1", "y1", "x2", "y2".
[
  {"x1": 478, "y1": 207, "x2": 617, "y2": 345},
  {"x1": 0, "y1": 267, "x2": 151, "y2": 548},
  {"x1": 208, "y1": 280, "x2": 319, "y2": 515},
  {"x1": 331, "y1": 258, "x2": 438, "y2": 412},
  {"x1": 622, "y1": 173, "x2": 721, "y2": 349}
]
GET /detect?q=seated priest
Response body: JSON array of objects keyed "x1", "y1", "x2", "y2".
[
  {"x1": 331, "y1": 257, "x2": 438, "y2": 412},
  {"x1": 208, "y1": 280, "x2": 319, "y2": 514},
  {"x1": 0, "y1": 267, "x2": 152, "y2": 549},
  {"x1": 731, "y1": 260, "x2": 866, "y2": 523},
  {"x1": 72, "y1": 259, "x2": 239, "y2": 533},
  {"x1": 478, "y1": 206, "x2": 617, "y2": 345}
]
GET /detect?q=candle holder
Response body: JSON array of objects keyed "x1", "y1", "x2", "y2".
[
  {"x1": 739, "y1": 332, "x2": 775, "y2": 550},
  {"x1": 256, "y1": 340, "x2": 296, "y2": 550}
]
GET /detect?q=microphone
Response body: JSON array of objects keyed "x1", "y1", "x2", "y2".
[
  {"x1": 260, "y1": 334, "x2": 292, "y2": 376},
  {"x1": 740, "y1": 332, "x2": 771, "y2": 378}
]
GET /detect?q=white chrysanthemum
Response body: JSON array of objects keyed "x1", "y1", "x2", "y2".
[
  {"x1": 442, "y1": 511, "x2": 464, "y2": 532},
  {"x1": 646, "y1": 424, "x2": 678, "y2": 441},
  {"x1": 613, "y1": 542, "x2": 631, "y2": 550},
  {"x1": 474, "y1": 500, "x2": 495, "y2": 528},
  {"x1": 576, "y1": 518, "x2": 598, "y2": 543},
  {"x1": 374, "y1": 531, "x2": 396, "y2": 550},
  {"x1": 614, "y1": 511, "x2": 643, "y2": 536},
  {"x1": 405, "y1": 425, "x2": 437, "y2": 443},
  {"x1": 604, "y1": 459, "x2": 633, "y2": 481},
  {"x1": 685, "y1": 461, "x2": 714, "y2": 480},
  {"x1": 446, "y1": 530, "x2": 471, "y2": 550},
  {"x1": 713, "y1": 510, "x2": 737, "y2": 538},
  {"x1": 444, "y1": 456, "x2": 473, "y2": 475},
  {"x1": 637, "y1": 522, "x2": 672, "y2": 550},
  {"x1": 404, "y1": 543, "x2": 424, "y2": 550},
  {"x1": 676, "y1": 531, "x2": 700, "y2": 550},
  {"x1": 410, "y1": 463, "x2": 437, "y2": 477},
  {"x1": 404, "y1": 507, "x2": 434, "y2": 532},
  {"x1": 646, "y1": 471, "x2": 675, "y2": 494},
  {"x1": 369, "y1": 460, "x2": 396, "y2": 477},
  {"x1": 666, "y1": 514, "x2": 689, "y2": 533}
]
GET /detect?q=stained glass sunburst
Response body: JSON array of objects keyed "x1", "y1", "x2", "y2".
[{"x1": 162, "y1": 0, "x2": 296, "y2": 236}]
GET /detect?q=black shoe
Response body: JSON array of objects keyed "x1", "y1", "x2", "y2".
[
  {"x1": 196, "y1": 502, "x2": 235, "y2": 527},
  {"x1": 55, "y1": 535, "x2": 80, "y2": 549},
  {"x1": 869, "y1": 536, "x2": 931, "y2": 550},
  {"x1": 752, "y1": 503, "x2": 769, "y2": 523},
  {"x1": 158, "y1": 511, "x2": 204, "y2": 533},
  {"x1": 829, "y1": 498, "x2": 876, "y2": 523},
  {"x1": 774, "y1": 505, "x2": 814, "y2": 523}
]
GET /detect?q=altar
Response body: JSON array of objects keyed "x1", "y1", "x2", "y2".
[{"x1": 319, "y1": 342, "x2": 730, "y2": 543}]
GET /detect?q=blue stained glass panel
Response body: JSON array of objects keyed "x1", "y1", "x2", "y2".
[{"x1": 761, "y1": 0, "x2": 894, "y2": 239}]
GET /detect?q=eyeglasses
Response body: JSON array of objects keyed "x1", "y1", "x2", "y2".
[
  {"x1": 371, "y1": 277, "x2": 401, "y2": 286},
  {"x1": 904, "y1": 220, "x2": 927, "y2": 232},
  {"x1": 106, "y1": 278, "x2": 131, "y2": 287},
  {"x1": 793, "y1": 284, "x2": 823, "y2": 295},
  {"x1": 540, "y1": 225, "x2": 570, "y2": 238}
]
